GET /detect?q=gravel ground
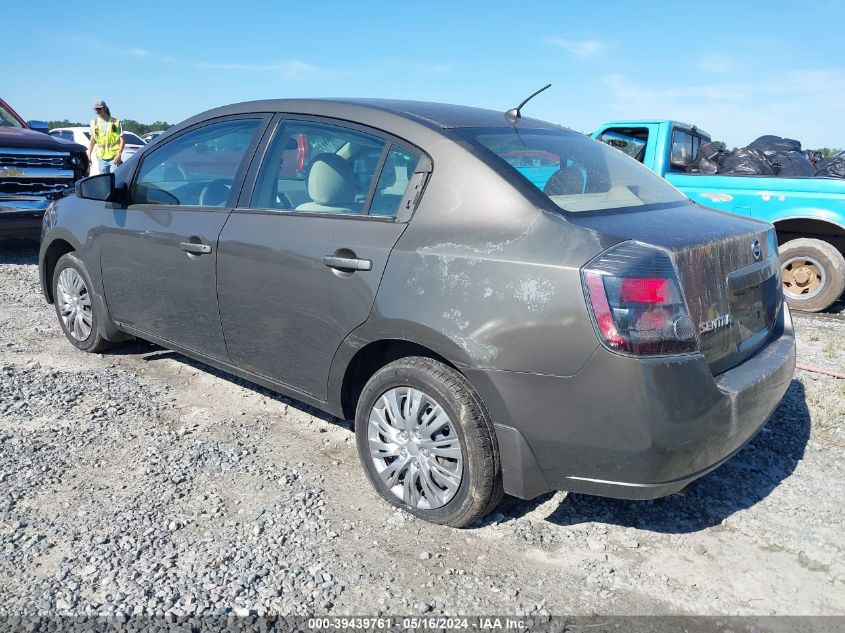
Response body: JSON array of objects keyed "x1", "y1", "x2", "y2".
[{"x1": 0, "y1": 239, "x2": 843, "y2": 618}]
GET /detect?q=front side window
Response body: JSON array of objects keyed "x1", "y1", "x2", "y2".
[
  {"x1": 461, "y1": 127, "x2": 686, "y2": 213},
  {"x1": 251, "y1": 120, "x2": 387, "y2": 215},
  {"x1": 131, "y1": 118, "x2": 262, "y2": 207}
]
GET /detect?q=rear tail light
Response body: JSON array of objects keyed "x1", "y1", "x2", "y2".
[{"x1": 581, "y1": 241, "x2": 698, "y2": 356}]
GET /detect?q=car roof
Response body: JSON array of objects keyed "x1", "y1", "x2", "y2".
[
  {"x1": 191, "y1": 98, "x2": 565, "y2": 132},
  {"x1": 599, "y1": 119, "x2": 711, "y2": 138}
]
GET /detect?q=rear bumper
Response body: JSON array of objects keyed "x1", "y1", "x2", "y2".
[{"x1": 467, "y1": 306, "x2": 796, "y2": 500}]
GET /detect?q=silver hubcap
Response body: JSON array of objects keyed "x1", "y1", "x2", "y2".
[
  {"x1": 57, "y1": 268, "x2": 92, "y2": 341},
  {"x1": 367, "y1": 387, "x2": 463, "y2": 510}
]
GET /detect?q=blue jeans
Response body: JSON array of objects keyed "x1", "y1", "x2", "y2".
[{"x1": 98, "y1": 158, "x2": 115, "y2": 174}]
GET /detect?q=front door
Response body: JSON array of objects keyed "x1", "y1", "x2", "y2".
[
  {"x1": 100, "y1": 116, "x2": 266, "y2": 360},
  {"x1": 217, "y1": 117, "x2": 424, "y2": 399}
]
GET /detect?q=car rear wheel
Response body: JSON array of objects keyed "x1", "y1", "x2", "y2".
[
  {"x1": 52, "y1": 252, "x2": 112, "y2": 353},
  {"x1": 355, "y1": 356, "x2": 503, "y2": 528},
  {"x1": 779, "y1": 238, "x2": 845, "y2": 312}
]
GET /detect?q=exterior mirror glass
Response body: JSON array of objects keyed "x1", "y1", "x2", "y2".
[
  {"x1": 76, "y1": 173, "x2": 115, "y2": 201},
  {"x1": 26, "y1": 120, "x2": 49, "y2": 133}
]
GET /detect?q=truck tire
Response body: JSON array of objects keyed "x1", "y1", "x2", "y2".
[
  {"x1": 779, "y1": 238, "x2": 845, "y2": 312},
  {"x1": 355, "y1": 356, "x2": 503, "y2": 528}
]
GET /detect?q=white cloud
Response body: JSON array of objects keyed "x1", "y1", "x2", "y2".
[
  {"x1": 601, "y1": 70, "x2": 845, "y2": 148},
  {"x1": 126, "y1": 48, "x2": 152, "y2": 58},
  {"x1": 695, "y1": 55, "x2": 733, "y2": 73},
  {"x1": 196, "y1": 60, "x2": 330, "y2": 80},
  {"x1": 547, "y1": 37, "x2": 606, "y2": 59}
]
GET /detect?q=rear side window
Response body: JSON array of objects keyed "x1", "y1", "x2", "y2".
[
  {"x1": 596, "y1": 127, "x2": 649, "y2": 163},
  {"x1": 123, "y1": 132, "x2": 145, "y2": 145},
  {"x1": 461, "y1": 127, "x2": 686, "y2": 213},
  {"x1": 251, "y1": 120, "x2": 389, "y2": 216},
  {"x1": 370, "y1": 146, "x2": 420, "y2": 217},
  {"x1": 670, "y1": 129, "x2": 706, "y2": 169},
  {"x1": 131, "y1": 118, "x2": 262, "y2": 207}
]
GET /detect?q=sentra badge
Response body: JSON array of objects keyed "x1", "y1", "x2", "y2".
[{"x1": 700, "y1": 313, "x2": 732, "y2": 334}]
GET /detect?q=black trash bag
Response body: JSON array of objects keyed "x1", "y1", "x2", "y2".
[
  {"x1": 719, "y1": 148, "x2": 777, "y2": 176},
  {"x1": 769, "y1": 151, "x2": 816, "y2": 176},
  {"x1": 748, "y1": 135, "x2": 815, "y2": 177},
  {"x1": 814, "y1": 152, "x2": 845, "y2": 179},
  {"x1": 749, "y1": 135, "x2": 802, "y2": 154},
  {"x1": 804, "y1": 149, "x2": 824, "y2": 165},
  {"x1": 685, "y1": 141, "x2": 726, "y2": 174}
]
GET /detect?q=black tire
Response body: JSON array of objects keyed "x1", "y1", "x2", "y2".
[
  {"x1": 355, "y1": 356, "x2": 503, "y2": 528},
  {"x1": 779, "y1": 238, "x2": 845, "y2": 312},
  {"x1": 52, "y1": 252, "x2": 113, "y2": 353}
]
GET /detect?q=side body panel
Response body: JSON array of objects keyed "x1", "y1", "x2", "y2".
[
  {"x1": 362, "y1": 140, "x2": 604, "y2": 379},
  {"x1": 665, "y1": 172, "x2": 845, "y2": 230},
  {"x1": 216, "y1": 212, "x2": 406, "y2": 399},
  {"x1": 100, "y1": 205, "x2": 232, "y2": 360}
]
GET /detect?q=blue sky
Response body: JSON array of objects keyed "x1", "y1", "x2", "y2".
[{"x1": 5, "y1": 0, "x2": 844, "y2": 148}]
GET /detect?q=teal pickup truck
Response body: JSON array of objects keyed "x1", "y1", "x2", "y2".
[{"x1": 592, "y1": 120, "x2": 845, "y2": 312}]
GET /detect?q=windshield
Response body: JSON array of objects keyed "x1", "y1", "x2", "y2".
[
  {"x1": 0, "y1": 102, "x2": 24, "y2": 129},
  {"x1": 458, "y1": 127, "x2": 686, "y2": 213}
]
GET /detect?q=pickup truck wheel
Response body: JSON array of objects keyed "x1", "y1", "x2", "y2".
[
  {"x1": 52, "y1": 253, "x2": 113, "y2": 353},
  {"x1": 355, "y1": 357, "x2": 503, "y2": 528},
  {"x1": 779, "y1": 238, "x2": 845, "y2": 312}
]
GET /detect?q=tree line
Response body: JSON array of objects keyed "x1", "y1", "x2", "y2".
[{"x1": 48, "y1": 119, "x2": 174, "y2": 135}]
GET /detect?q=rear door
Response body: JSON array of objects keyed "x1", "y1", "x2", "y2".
[
  {"x1": 217, "y1": 116, "x2": 428, "y2": 400},
  {"x1": 100, "y1": 115, "x2": 267, "y2": 360}
]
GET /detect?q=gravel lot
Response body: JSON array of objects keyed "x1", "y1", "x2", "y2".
[{"x1": 1, "y1": 239, "x2": 843, "y2": 618}]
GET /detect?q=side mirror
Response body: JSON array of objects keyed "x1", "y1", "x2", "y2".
[
  {"x1": 27, "y1": 120, "x2": 50, "y2": 134},
  {"x1": 76, "y1": 173, "x2": 115, "y2": 201}
]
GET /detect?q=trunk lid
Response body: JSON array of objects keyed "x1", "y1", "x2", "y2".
[{"x1": 569, "y1": 203, "x2": 782, "y2": 374}]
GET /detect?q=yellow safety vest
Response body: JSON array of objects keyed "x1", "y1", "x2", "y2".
[{"x1": 91, "y1": 117, "x2": 121, "y2": 160}]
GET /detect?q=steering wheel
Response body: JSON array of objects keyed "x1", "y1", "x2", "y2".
[{"x1": 198, "y1": 179, "x2": 232, "y2": 207}]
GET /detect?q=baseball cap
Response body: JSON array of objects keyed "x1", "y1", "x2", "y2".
[{"x1": 92, "y1": 99, "x2": 107, "y2": 109}]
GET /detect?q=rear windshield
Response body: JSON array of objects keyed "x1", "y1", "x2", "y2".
[{"x1": 457, "y1": 127, "x2": 686, "y2": 213}]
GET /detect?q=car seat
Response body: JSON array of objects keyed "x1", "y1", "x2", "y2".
[{"x1": 296, "y1": 153, "x2": 361, "y2": 214}]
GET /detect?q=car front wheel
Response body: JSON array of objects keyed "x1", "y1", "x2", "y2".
[
  {"x1": 52, "y1": 252, "x2": 112, "y2": 353},
  {"x1": 355, "y1": 356, "x2": 503, "y2": 528}
]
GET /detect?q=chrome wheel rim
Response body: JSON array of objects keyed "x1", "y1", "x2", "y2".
[
  {"x1": 367, "y1": 387, "x2": 463, "y2": 510},
  {"x1": 782, "y1": 256, "x2": 826, "y2": 300},
  {"x1": 57, "y1": 268, "x2": 93, "y2": 341}
]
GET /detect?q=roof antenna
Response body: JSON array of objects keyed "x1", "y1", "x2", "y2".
[{"x1": 505, "y1": 83, "x2": 552, "y2": 124}]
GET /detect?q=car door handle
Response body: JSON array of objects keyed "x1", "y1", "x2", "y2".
[
  {"x1": 180, "y1": 242, "x2": 212, "y2": 255},
  {"x1": 321, "y1": 255, "x2": 372, "y2": 271}
]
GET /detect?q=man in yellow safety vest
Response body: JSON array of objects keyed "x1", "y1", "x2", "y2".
[{"x1": 87, "y1": 99, "x2": 125, "y2": 174}]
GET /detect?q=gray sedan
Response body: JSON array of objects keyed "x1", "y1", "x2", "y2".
[{"x1": 39, "y1": 99, "x2": 795, "y2": 527}]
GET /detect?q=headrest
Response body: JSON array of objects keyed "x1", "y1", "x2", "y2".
[
  {"x1": 307, "y1": 153, "x2": 354, "y2": 205},
  {"x1": 543, "y1": 165, "x2": 584, "y2": 196}
]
